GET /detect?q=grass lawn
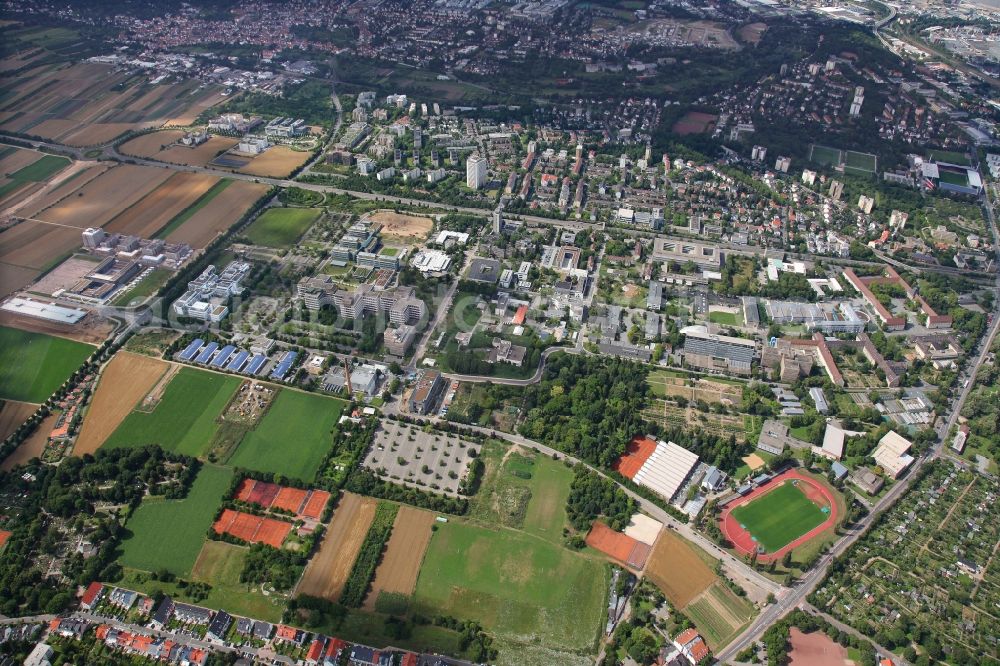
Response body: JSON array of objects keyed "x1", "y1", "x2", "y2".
[
  {"x1": 118, "y1": 464, "x2": 233, "y2": 576},
  {"x1": 102, "y1": 367, "x2": 240, "y2": 457},
  {"x1": 809, "y1": 145, "x2": 842, "y2": 167},
  {"x1": 227, "y1": 389, "x2": 344, "y2": 480},
  {"x1": 731, "y1": 481, "x2": 827, "y2": 553},
  {"x1": 708, "y1": 311, "x2": 741, "y2": 326},
  {"x1": 0, "y1": 326, "x2": 93, "y2": 402},
  {"x1": 111, "y1": 269, "x2": 172, "y2": 306},
  {"x1": 413, "y1": 520, "x2": 608, "y2": 655},
  {"x1": 243, "y1": 207, "x2": 321, "y2": 248}
]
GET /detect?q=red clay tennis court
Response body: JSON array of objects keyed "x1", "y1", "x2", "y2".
[
  {"x1": 213, "y1": 509, "x2": 292, "y2": 548},
  {"x1": 586, "y1": 521, "x2": 652, "y2": 569},
  {"x1": 300, "y1": 490, "x2": 331, "y2": 520},
  {"x1": 272, "y1": 486, "x2": 309, "y2": 514},
  {"x1": 233, "y1": 479, "x2": 328, "y2": 520},
  {"x1": 613, "y1": 436, "x2": 657, "y2": 479}
]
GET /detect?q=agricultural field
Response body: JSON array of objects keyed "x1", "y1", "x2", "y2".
[
  {"x1": 31, "y1": 164, "x2": 173, "y2": 229},
  {"x1": 812, "y1": 461, "x2": 1000, "y2": 662},
  {"x1": 0, "y1": 61, "x2": 226, "y2": 146},
  {"x1": 153, "y1": 179, "x2": 233, "y2": 240},
  {"x1": 163, "y1": 180, "x2": 270, "y2": 248},
  {"x1": 364, "y1": 506, "x2": 436, "y2": 610},
  {"x1": 0, "y1": 400, "x2": 35, "y2": 442},
  {"x1": 0, "y1": 326, "x2": 93, "y2": 402},
  {"x1": 643, "y1": 529, "x2": 753, "y2": 650},
  {"x1": 0, "y1": 221, "x2": 87, "y2": 295},
  {"x1": 729, "y1": 480, "x2": 828, "y2": 553},
  {"x1": 73, "y1": 352, "x2": 169, "y2": 455},
  {"x1": 297, "y1": 492, "x2": 378, "y2": 601},
  {"x1": 236, "y1": 145, "x2": 311, "y2": 178},
  {"x1": 243, "y1": 207, "x2": 321, "y2": 248},
  {"x1": 102, "y1": 172, "x2": 220, "y2": 239},
  {"x1": 118, "y1": 464, "x2": 233, "y2": 576},
  {"x1": 101, "y1": 367, "x2": 240, "y2": 457},
  {"x1": 120, "y1": 130, "x2": 239, "y2": 167},
  {"x1": 0, "y1": 410, "x2": 57, "y2": 471},
  {"x1": 227, "y1": 389, "x2": 344, "y2": 480},
  {"x1": 0, "y1": 150, "x2": 70, "y2": 200}
]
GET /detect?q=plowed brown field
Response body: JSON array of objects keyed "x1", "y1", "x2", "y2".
[
  {"x1": 35, "y1": 165, "x2": 172, "y2": 228},
  {"x1": 165, "y1": 180, "x2": 269, "y2": 248},
  {"x1": 103, "y1": 172, "x2": 219, "y2": 238},
  {"x1": 158, "y1": 137, "x2": 238, "y2": 167},
  {"x1": 297, "y1": 493, "x2": 377, "y2": 601},
  {"x1": 120, "y1": 131, "x2": 187, "y2": 158},
  {"x1": 0, "y1": 412, "x2": 55, "y2": 471},
  {"x1": 363, "y1": 506, "x2": 435, "y2": 610},
  {"x1": 0, "y1": 220, "x2": 84, "y2": 269},
  {"x1": 643, "y1": 528, "x2": 716, "y2": 608},
  {"x1": 238, "y1": 146, "x2": 310, "y2": 178},
  {"x1": 73, "y1": 352, "x2": 169, "y2": 455},
  {"x1": 0, "y1": 400, "x2": 36, "y2": 442}
]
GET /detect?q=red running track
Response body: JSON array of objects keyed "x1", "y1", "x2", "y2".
[{"x1": 718, "y1": 469, "x2": 838, "y2": 564}]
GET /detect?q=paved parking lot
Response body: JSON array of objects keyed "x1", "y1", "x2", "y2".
[{"x1": 363, "y1": 420, "x2": 480, "y2": 496}]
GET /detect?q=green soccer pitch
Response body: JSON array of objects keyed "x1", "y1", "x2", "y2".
[{"x1": 730, "y1": 481, "x2": 828, "y2": 553}]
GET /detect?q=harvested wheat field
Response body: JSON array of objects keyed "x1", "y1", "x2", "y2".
[
  {"x1": 0, "y1": 148, "x2": 46, "y2": 175},
  {"x1": 35, "y1": 164, "x2": 172, "y2": 228},
  {"x1": 363, "y1": 506, "x2": 435, "y2": 610},
  {"x1": 365, "y1": 210, "x2": 434, "y2": 241},
  {"x1": 0, "y1": 412, "x2": 55, "y2": 471},
  {"x1": 238, "y1": 146, "x2": 310, "y2": 178},
  {"x1": 0, "y1": 400, "x2": 37, "y2": 442},
  {"x1": 164, "y1": 90, "x2": 229, "y2": 127},
  {"x1": 74, "y1": 352, "x2": 169, "y2": 455},
  {"x1": 103, "y1": 173, "x2": 220, "y2": 238},
  {"x1": 0, "y1": 220, "x2": 84, "y2": 270},
  {"x1": 62, "y1": 123, "x2": 136, "y2": 147},
  {"x1": 297, "y1": 492, "x2": 377, "y2": 601},
  {"x1": 643, "y1": 528, "x2": 716, "y2": 608},
  {"x1": 165, "y1": 180, "x2": 269, "y2": 248},
  {"x1": 158, "y1": 137, "x2": 238, "y2": 167},
  {"x1": 11, "y1": 164, "x2": 109, "y2": 219},
  {"x1": 0, "y1": 263, "x2": 40, "y2": 298},
  {"x1": 120, "y1": 130, "x2": 187, "y2": 159}
]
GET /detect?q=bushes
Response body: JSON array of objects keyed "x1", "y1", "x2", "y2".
[
  {"x1": 566, "y1": 467, "x2": 637, "y2": 532},
  {"x1": 345, "y1": 468, "x2": 469, "y2": 515},
  {"x1": 338, "y1": 502, "x2": 398, "y2": 607}
]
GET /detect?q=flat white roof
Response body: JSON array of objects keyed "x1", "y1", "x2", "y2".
[
  {"x1": 633, "y1": 440, "x2": 699, "y2": 502},
  {"x1": 1, "y1": 297, "x2": 87, "y2": 324}
]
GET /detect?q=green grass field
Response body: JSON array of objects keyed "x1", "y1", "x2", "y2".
[
  {"x1": 0, "y1": 327, "x2": 93, "y2": 402},
  {"x1": 731, "y1": 481, "x2": 827, "y2": 553},
  {"x1": 102, "y1": 367, "x2": 240, "y2": 456},
  {"x1": 413, "y1": 520, "x2": 608, "y2": 655},
  {"x1": 928, "y1": 149, "x2": 971, "y2": 167},
  {"x1": 243, "y1": 207, "x2": 321, "y2": 248},
  {"x1": 8, "y1": 154, "x2": 70, "y2": 181},
  {"x1": 118, "y1": 464, "x2": 233, "y2": 575},
  {"x1": 844, "y1": 150, "x2": 877, "y2": 173},
  {"x1": 227, "y1": 389, "x2": 344, "y2": 480},
  {"x1": 111, "y1": 268, "x2": 172, "y2": 306},
  {"x1": 708, "y1": 311, "x2": 741, "y2": 326},
  {"x1": 809, "y1": 145, "x2": 842, "y2": 167}
]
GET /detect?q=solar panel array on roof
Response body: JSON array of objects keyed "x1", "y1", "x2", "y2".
[
  {"x1": 179, "y1": 338, "x2": 204, "y2": 361},
  {"x1": 270, "y1": 351, "x2": 298, "y2": 380},
  {"x1": 195, "y1": 341, "x2": 219, "y2": 364},
  {"x1": 226, "y1": 350, "x2": 250, "y2": 372},
  {"x1": 245, "y1": 354, "x2": 268, "y2": 376},
  {"x1": 211, "y1": 345, "x2": 236, "y2": 368}
]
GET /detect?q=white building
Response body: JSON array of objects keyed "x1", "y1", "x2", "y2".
[
  {"x1": 872, "y1": 431, "x2": 915, "y2": 479},
  {"x1": 466, "y1": 154, "x2": 488, "y2": 189}
]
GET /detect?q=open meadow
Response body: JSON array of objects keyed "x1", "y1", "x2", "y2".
[
  {"x1": 227, "y1": 389, "x2": 344, "y2": 480},
  {"x1": 118, "y1": 464, "x2": 233, "y2": 576},
  {"x1": 101, "y1": 367, "x2": 240, "y2": 457},
  {"x1": 0, "y1": 326, "x2": 93, "y2": 402},
  {"x1": 243, "y1": 207, "x2": 321, "y2": 248}
]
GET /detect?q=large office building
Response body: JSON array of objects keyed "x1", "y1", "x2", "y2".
[
  {"x1": 681, "y1": 326, "x2": 757, "y2": 375},
  {"x1": 466, "y1": 154, "x2": 488, "y2": 190},
  {"x1": 172, "y1": 261, "x2": 250, "y2": 322},
  {"x1": 296, "y1": 279, "x2": 425, "y2": 325},
  {"x1": 408, "y1": 370, "x2": 445, "y2": 414},
  {"x1": 651, "y1": 239, "x2": 721, "y2": 270},
  {"x1": 384, "y1": 324, "x2": 418, "y2": 356}
]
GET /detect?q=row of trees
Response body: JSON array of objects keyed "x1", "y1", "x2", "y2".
[{"x1": 337, "y1": 502, "x2": 398, "y2": 607}]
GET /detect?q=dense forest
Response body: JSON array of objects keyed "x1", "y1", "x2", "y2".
[{"x1": 566, "y1": 467, "x2": 638, "y2": 532}]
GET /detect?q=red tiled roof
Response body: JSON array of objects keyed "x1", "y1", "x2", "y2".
[
  {"x1": 82, "y1": 581, "x2": 103, "y2": 606},
  {"x1": 276, "y1": 624, "x2": 298, "y2": 640},
  {"x1": 675, "y1": 628, "x2": 700, "y2": 645},
  {"x1": 307, "y1": 638, "x2": 325, "y2": 661}
]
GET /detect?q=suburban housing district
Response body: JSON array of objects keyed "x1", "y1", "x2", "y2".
[{"x1": 0, "y1": 0, "x2": 999, "y2": 666}]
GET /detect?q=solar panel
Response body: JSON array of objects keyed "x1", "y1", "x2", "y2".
[
  {"x1": 179, "y1": 338, "x2": 204, "y2": 361},
  {"x1": 211, "y1": 345, "x2": 236, "y2": 367},
  {"x1": 227, "y1": 350, "x2": 250, "y2": 372},
  {"x1": 195, "y1": 341, "x2": 219, "y2": 364},
  {"x1": 245, "y1": 354, "x2": 267, "y2": 376}
]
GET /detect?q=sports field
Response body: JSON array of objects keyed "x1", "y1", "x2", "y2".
[
  {"x1": 809, "y1": 144, "x2": 842, "y2": 167},
  {"x1": 227, "y1": 390, "x2": 344, "y2": 480},
  {"x1": 102, "y1": 367, "x2": 240, "y2": 457},
  {"x1": 0, "y1": 326, "x2": 93, "y2": 402},
  {"x1": 119, "y1": 464, "x2": 233, "y2": 575},
  {"x1": 843, "y1": 150, "x2": 877, "y2": 174},
  {"x1": 413, "y1": 521, "x2": 608, "y2": 654},
  {"x1": 243, "y1": 207, "x2": 321, "y2": 248},
  {"x1": 730, "y1": 480, "x2": 827, "y2": 553}
]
